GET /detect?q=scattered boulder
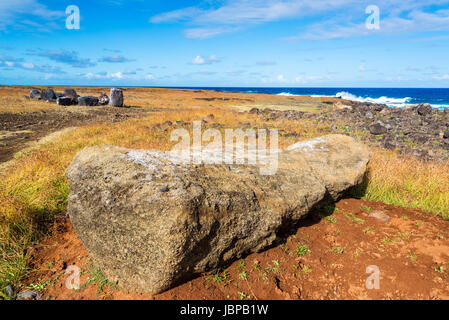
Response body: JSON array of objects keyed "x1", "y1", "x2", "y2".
[
  {"x1": 41, "y1": 89, "x2": 56, "y2": 102},
  {"x1": 98, "y1": 93, "x2": 110, "y2": 105},
  {"x1": 444, "y1": 131, "x2": 449, "y2": 139},
  {"x1": 57, "y1": 97, "x2": 75, "y2": 106},
  {"x1": 417, "y1": 103, "x2": 432, "y2": 116},
  {"x1": 369, "y1": 122, "x2": 387, "y2": 135},
  {"x1": 110, "y1": 88, "x2": 124, "y2": 107},
  {"x1": 5, "y1": 285, "x2": 14, "y2": 297},
  {"x1": 30, "y1": 90, "x2": 41, "y2": 100},
  {"x1": 249, "y1": 108, "x2": 261, "y2": 114},
  {"x1": 383, "y1": 141, "x2": 396, "y2": 150},
  {"x1": 78, "y1": 96, "x2": 99, "y2": 106},
  {"x1": 66, "y1": 135, "x2": 370, "y2": 294},
  {"x1": 18, "y1": 290, "x2": 40, "y2": 300}
]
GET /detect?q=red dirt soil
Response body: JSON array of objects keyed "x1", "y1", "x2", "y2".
[{"x1": 26, "y1": 198, "x2": 449, "y2": 300}]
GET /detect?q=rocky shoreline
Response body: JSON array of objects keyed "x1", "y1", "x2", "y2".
[{"x1": 249, "y1": 100, "x2": 449, "y2": 162}]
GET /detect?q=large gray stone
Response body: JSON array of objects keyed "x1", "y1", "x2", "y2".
[
  {"x1": 417, "y1": 103, "x2": 432, "y2": 116},
  {"x1": 41, "y1": 89, "x2": 56, "y2": 102},
  {"x1": 30, "y1": 90, "x2": 41, "y2": 100},
  {"x1": 109, "y1": 88, "x2": 124, "y2": 107},
  {"x1": 57, "y1": 97, "x2": 74, "y2": 106},
  {"x1": 62, "y1": 88, "x2": 78, "y2": 104},
  {"x1": 66, "y1": 134, "x2": 370, "y2": 294},
  {"x1": 78, "y1": 96, "x2": 99, "y2": 106},
  {"x1": 98, "y1": 93, "x2": 109, "y2": 105}
]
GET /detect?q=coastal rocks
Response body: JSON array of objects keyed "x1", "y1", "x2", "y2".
[
  {"x1": 369, "y1": 122, "x2": 388, "y2": 135},
  {"x1": 247, "y1": 103, "x2": 449, "y2": 161},
  {"x1": 66, "y1": 134, "x2": 370, "y2": 294},
  {"x1": 417, "y1": 103, "x2": 432, "y2": 116},
  {"x1": 78, "y1": 96, "x2": 99, "y2": 106},
  {"x1": 98, "y1": 93, "x2": 110, "y2": 105},
  {"x1": 41, "y1": 89, "x2": 57, "y2": 102},
  {"x1": 109, "y1": 88, "x2": 124, "y2": 107},
  {"x1": 30, "y1": 90, "x2": 41, "y2": 100}
]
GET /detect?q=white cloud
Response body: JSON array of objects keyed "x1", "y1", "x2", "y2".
[
  {"x1": 22, "y1": 62, "x2": 34, "y2": 69},
  {"x1": 433, "y1": 74, "x2": 449, "y2": 80},
  {"x1": 192, "y1": 55, "x2": 206, "y2": 65},
  {"x1": 191, "y1": 55, "x2": 221, "y2": 65},
  {"x1": 108, "y1": 72, "x2": 123, "y2": 79},
  {"x1": 184, "y1": 26, "x2": 240, "y2": 39},
  {"x1": 150, "y1": 0, "x2": 449, "y2": 39},
  {"x1": 0, "y1": 0, "x2": 64, "y2": 30},
  {"x1": 277, "y1": 74, "x2": 286, "y2": 82},
  {"x1": 262, "y1": 73, "x2": 328, "y2": 84}
]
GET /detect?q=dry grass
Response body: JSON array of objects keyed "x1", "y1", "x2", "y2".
[
  {"x1": 0, "y1": 86, "x2": 448, "y2": 298},
  {"x1": 360, "y1": 149, "x2": 449, "y2": 218}
]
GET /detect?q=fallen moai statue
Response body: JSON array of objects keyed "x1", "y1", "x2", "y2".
[{"x1": 66, "y1": 134, "x2": 370, "y2": 293}]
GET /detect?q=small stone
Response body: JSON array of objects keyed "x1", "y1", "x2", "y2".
[
  {"x1": 369, "y1": 123, "x2": 387, "y2": 135},
  {"x1": 160, "y1": 186, "x2": 169, "y2": 193},
  {"x1": 383, "y1": 141, "x2": 396, "y2": 150},
  {"x1": 18, "y1": 290, "x2": 39, "y2": 300},
  {"x1": 5, "y1": 285, "x2": 14, "y2": 297},
  {"x1": 444, "y1": 131, "x2": 449, "y2": 139}
]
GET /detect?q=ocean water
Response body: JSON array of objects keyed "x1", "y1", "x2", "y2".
[{"x1": 182, "y1": 87, "x2": 449, "y2": 109}]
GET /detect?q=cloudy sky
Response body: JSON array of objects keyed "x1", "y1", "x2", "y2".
[{"x1": 0, "y1": 0, "x2": 449, "y2": 87}]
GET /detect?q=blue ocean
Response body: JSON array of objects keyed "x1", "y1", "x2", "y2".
[{"x1": 178, "y1": 87, "x2": 449, "y2": 109}]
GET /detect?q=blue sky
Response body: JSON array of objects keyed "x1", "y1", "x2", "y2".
[{"x1": 0, "y1": 0, "x2": 449, "y2": 87}]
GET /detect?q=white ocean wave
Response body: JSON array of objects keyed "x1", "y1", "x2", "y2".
[
  {"x1": 277, "y1": 92, "x2": 299, "y2": 96},
  {"x1": 275, "y1": 90, "x2": 448, "y2": 108},
  {"x1": 335, "y1": 91, "x2": 411, "y2": 107}
]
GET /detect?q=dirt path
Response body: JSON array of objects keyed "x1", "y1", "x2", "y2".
[
  {"x1": 0, "y1": 106, "x2": 150, "y2": 164},
  {"x1": 26, "y1": 198, "x2": 449, "y2": 300}
]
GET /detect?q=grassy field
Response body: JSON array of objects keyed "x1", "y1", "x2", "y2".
[{"x1": 0, "y1": 86, "x2": 448, "y2": 299}]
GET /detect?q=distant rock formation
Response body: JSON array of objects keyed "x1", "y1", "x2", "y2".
[
  {"x1": 77, "y1": 96, "x2": 99, "y2": 106},
  {"x1": 109, "y1": 88, "x2": 124, "y2": 107},
  {"x1": 98, "y1": 93, "x2": 110, "y2": 105},
  {"x1": 29, "y1": 88, "x2": 122, "y2": 107},
  {"x1": 41, "y1": 89, "x2": 56, "y2": 102},
  {"x1": 30, "y1": 90, "x2": 41, "y2": 100}
]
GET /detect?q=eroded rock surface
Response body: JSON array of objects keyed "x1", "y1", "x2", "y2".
[{"x1": 66, "y1": 134, "x2": 370, "y2": 294}]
